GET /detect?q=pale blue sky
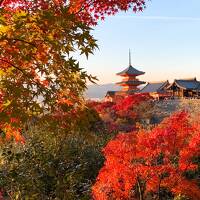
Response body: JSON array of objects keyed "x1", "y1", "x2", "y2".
[{"x1": 79, "y1": 0, "x2": 200, "y2": 85}]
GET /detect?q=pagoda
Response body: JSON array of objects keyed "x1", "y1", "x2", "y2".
[{"x1": 116, "y1": 50, "x2": 145, "y2": 94}]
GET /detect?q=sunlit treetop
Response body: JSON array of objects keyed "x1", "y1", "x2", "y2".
[
  {"x1": 92, "y1": 112, "x2": 200, "y2": 200},
  {"x1": 0, "y1": 0, "x2": 146, "y2": 25}
]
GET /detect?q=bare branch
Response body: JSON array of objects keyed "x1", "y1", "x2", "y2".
[
  {"x1": 0, "y1": 58, "x2": 45, "y2": 90},
  {"x1": 5, "y1": 38, "x2": 37, "y2": 48},
  {"x1": 0, "y1": 58, "x2": 24, "y2": 73}
]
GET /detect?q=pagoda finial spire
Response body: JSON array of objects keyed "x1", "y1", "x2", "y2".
[{"x1": 129, "y1": 49, "x2": 131, "y2": 66}]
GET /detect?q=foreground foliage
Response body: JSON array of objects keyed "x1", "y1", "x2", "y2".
[
  {"x1": 92, "y1": 112, "x2": 200, "y2": 200},
  {"x1": 0, "y1": 107, "x2": 109, "y2": 199},
  {"x1": 0, "y1": 4, "x2": 98, "y2": 139},
  {"x1": 0, "y1": 0, "x2": 147, "y2": 139},
  {"x1": 0, "y1": 0, "x2": 146, "y2": 25}
]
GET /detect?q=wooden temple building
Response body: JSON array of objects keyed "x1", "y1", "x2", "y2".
[
  {"x1": 140, "y1": 81, "x2": 170, "y2": 100},
  {"x1": 166, "y1": 78, "x2": 200, "y2": 98},
  {"x1": 140, "y1": 78, "x2": 200, "y2": 99}
]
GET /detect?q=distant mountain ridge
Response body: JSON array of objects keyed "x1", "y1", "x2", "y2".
[
  {"x1": 85, "y1": 83, "x2": 121, "y2": 99},
  {"x1": 85, "y1": 83, "x2": 145, "y2": 99}
]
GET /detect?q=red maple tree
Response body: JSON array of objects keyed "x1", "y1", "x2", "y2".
[
  {"x1": 89, "y1": 94, "x2": 153, "y2": 133},
  {"x1": 92, "y1": 112, "x2": 200, "y2": 200}
]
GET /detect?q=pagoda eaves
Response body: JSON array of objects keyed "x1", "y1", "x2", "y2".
[
  {"x1": 116, "y1": 80, "x2": 146, "y2": 86},
  {"x1": 115, "y1": 50, "x2": 145, "y2": 95},
  {"x1": 116, "y1": 65, "x2": 145, "y2": 76}
]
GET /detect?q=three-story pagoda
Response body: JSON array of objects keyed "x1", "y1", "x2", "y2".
[{"x1": 116, "y1": 51, "x2": 145, "y2": 94}]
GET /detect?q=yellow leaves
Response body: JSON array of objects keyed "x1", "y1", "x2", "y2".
[
  {"x1": 6, "y1": 66, "x2": 15, "y2": 74},
  {"x1": 47, "y1": 33, "x2": 54, "y2": 41},
  {"x1": 3, "y1": 100, "x2": 11, "y2": 108},
  {"x1": 15, "y1": 11, "x2": 28, "y2": 18},
  {"x1": 0, "y1": 69, "x2": 5, "y2": 77},
  {"x1": 13, "y1": 10, "x2": 28, "y2": 23},
  {"x1": 0, "y1": 67, "x2": 17, "y2": 78},
  {"x1": 0, "y1": 25, "x2": 10, "y2": 34}
]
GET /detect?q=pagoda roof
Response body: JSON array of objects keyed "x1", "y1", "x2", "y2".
[
  {"x1": 116, "y1": 80, "x2": 146, "y2": 85},
  {"x1": 116, "y1": 65, "x2": 145, "y2": 76},
  {"x1": 140, "y1": 81, "x2": 169, "y2": 93}
]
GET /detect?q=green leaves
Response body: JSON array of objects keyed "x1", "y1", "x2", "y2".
[
  {"x1": 0, "y1": 113, "x2": 106, "y2": 199},
  {"x1": 0, "y1": 6, "x2": 98, "y2": 130}
]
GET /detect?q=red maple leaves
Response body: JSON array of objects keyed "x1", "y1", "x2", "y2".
[
  {"x1": 89, "y1": 94, "x2": 152, "y2": 133},
  {"x1": 92, "y1": 112, "x2": 200, "y2": 199},
  {"x1": 113, "y1": 94, "x2": 151, "y2": 111},
  {"x1": 0, "y1": 0, "x2": 146, "y2": 25},
  {"x1": 70, "y1": 0, "x2": 146, "y2": 25}
]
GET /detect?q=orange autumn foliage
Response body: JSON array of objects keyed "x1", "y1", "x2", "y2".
[
  {"x1": 88, "y1": 94, "x2": 153, "y2": 133},
  {"x1": 0, "y1": 0, "x2": 146, "y2": 141},
  {"x1": 92, "y1": 112, "x2": 200, "y2": 200},
  {"x1": 1, "y1": 0, "x2": 146, "y2": 25},
  {"x1": 0, "y1": 124, "x2": 25, "y2": 143}
]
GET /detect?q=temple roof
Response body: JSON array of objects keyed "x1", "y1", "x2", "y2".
[
  {"x1": 116, "y1": 65, "x2": 145, "y2": 76},
  {"x1": 116, "y1": 80, "x2": 146, "y2": 85},
  {"x1": 105, "y1": 91, "x2": 117, "y2": 97},
  {"x1": 167, "y1": 78, "x2": 200, "y2": 90},
  {"x1": 140, "y1": 81, "x2": 169, "y2": 93},
  {"x1": 126, "y1": 89, "x2": 140, "y2": 94},
  {"x1": 116, "y1": 90, "x2": 140, "y2": 95}
]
